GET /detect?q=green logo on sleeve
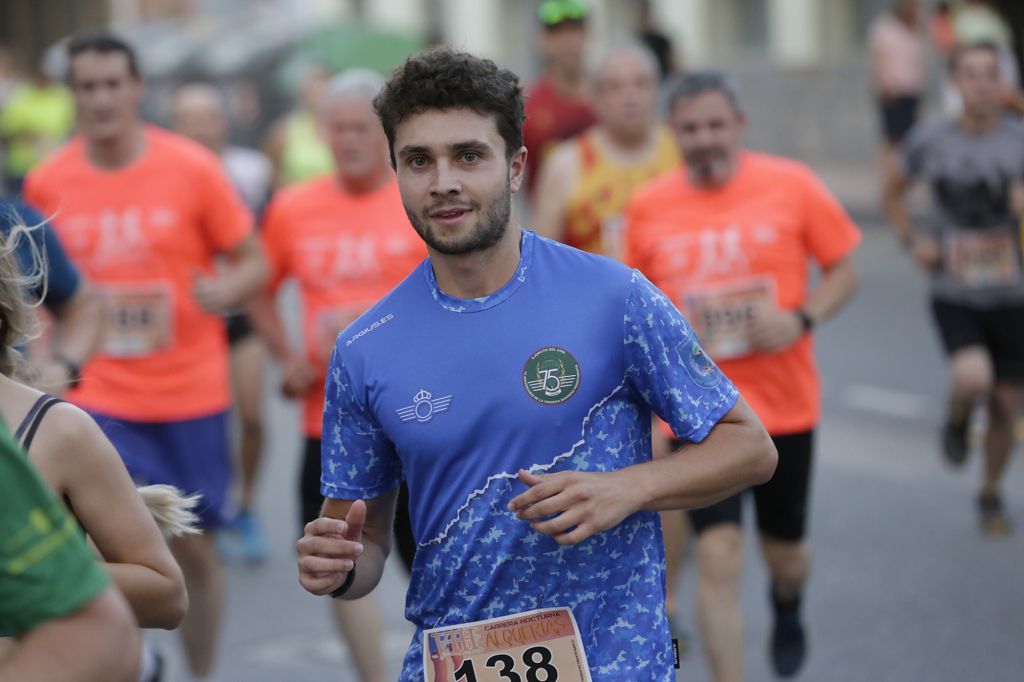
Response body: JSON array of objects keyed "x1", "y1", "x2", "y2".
[{"x1": 523, "y1": 347, "x2": 582, "y2": 405}]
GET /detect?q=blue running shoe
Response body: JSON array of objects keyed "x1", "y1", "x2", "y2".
[{"x1": 235, "y1": 509, "x2": 267, "y2": 563}]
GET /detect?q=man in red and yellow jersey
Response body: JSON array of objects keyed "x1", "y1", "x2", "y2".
[
  {"x1": 626, "y1": 72, "x2": 860, "y2": 682},
  {"x1": 249, "y1": 69, "x2": 426, "y2": 682},
  {"x1": 532, "y1": 42, "x2": 678, "y2": 259},
  {"x1": 24, "y1": 33, "x2": 266, "y2": 682}
]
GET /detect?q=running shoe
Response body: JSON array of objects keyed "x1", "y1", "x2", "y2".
[
  {"x1": 941, "y1": 418, "x2": 970, "y2": 468},
  {"x1": 769, "y1": 587, "x2": 807, "y2": 678},
  {"x1": 235, "y1": 509, "x2": 268, "y2": 563},
  {"x1": 978, "y1": 491, "x2": 1012, "y2": 537}
]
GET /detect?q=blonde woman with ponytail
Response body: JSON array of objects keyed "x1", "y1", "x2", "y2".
[{"x1": 0, "y1": 218, "x2": 192, "y2": 637}]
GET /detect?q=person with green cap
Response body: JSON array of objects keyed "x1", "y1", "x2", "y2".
[{"x1": 523, "y1": 0, "x2": 596, "y2": 193}]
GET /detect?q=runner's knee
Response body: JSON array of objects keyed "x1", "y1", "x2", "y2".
[
  {"x1": 697, "y1": 525, "x2": 744, "y2": 588},
  {"x1": 950, "y1": 349, "x2": 994, "y2": 398}
]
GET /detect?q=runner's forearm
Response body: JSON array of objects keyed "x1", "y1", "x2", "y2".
[
  {"x1": 802, "y1": 257, "x2": 858, "y2": 325},
  {"x1": 223, "y1": 236, "x2": 267, "y2": 306},
  {"x1": 245, "y1": 294, "x2": 294, "y2": 362},
  {"x1": 102, "y1": 562, "x2": 187, "y2": 630},
  {"x1": 51, "y1": 281, "x2": 103, "y2": 367},
  {"x1": 635, "y1": 401, "x2": 776, "y2": 512}
]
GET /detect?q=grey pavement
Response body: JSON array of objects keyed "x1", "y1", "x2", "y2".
[{"x1": 153, "y1": 224, "x2": 1024, "y2": 681}]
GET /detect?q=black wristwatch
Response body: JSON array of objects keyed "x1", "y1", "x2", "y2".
[
  {"x1": 58, "y1": 356, "x2": 82, "y2": 389},
  {"x1": 330, "y1": 566, "x2": 356, "y2": 599},
  {"x1": 796, "y1": 309, "x2": 815, "y2": 333}
]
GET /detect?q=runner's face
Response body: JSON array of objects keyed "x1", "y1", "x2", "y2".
[
  {"x1": 954, "y1": 49, "x2": 1002, "y2": 118},
  {"x1": 541, "y1": 23, "x2": 587, "y2": 78},
  {"x1": 393, "y1": 107, "x2": 526, "y2": 256},
  {"x1": 173, "y1": 97, "x2": 226, "y2": 153},
  {"x1": 595, "y1": 52, "x2": 657, "y2": 140},
  {"x1": 325, "y1": 94, "x2": 389, "y2": 183},
  {"x1": 69, "y1": 51, "x2": 142, "y2": 144},
  {"x1": 669, "y1": 90, "x2": 744, "y2": 187}
]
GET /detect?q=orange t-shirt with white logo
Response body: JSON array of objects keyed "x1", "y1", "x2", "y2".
[
  {"x1": 261, "y1": 175, "x2": 426, "y2": 437},
  {"x1": 625, "y1": 152, "x2": 860, "y2": 435},
  {"x1": 25, "y1": 126, "x2": 253, "y2": 421}
]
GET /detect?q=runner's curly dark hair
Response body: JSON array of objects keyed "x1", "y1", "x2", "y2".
[{"x1": 374, "y1": 47, "x2": 525, "y2": 166}]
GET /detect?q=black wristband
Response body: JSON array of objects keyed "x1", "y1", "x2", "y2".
[
  {"x1": 796, "y1": 309, "x2": 815, "y2": 332},
  {"x1": 329, "y1": 566, "x2": 356, "y2": 599}
]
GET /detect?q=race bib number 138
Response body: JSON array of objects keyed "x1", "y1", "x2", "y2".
[{"x1": 423, "y1": 607, "x2": 591, "y2": 682}]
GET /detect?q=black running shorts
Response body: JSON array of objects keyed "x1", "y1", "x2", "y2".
[
  {"x1": 301, "y1": 437, "x2": 416, "y2": 574},
  {"x1": 225, "y1": 311, "x2": 254, "y2": 346},
  {"x1": 931, "y1": 298, "x2": 1024, "y2": 381},
  {"x1": 681, "y1": 430, "x2": 814, "y2": 542},
  {"x1": 878, "y1": 95, "x2": 919, "y2": 144}
]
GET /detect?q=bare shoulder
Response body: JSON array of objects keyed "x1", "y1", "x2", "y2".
[{"x1": 32, "y1": 401, "x2": 113, "y2": 460}]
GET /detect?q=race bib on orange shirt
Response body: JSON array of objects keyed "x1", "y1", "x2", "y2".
[
  {"x1": 315, "y1": 306, "x2": 369, "y2": 363},
  {"x1": 947, "y1": 231, "x2": 1021, "y2": 288},
  {"x1": 102, "y1": 283, "x2": 174, "y2": 357},
  {"x1": 423, "y1": 607, "x2": 592, "y2": 682},
  {"x1": 684, "y1": 276, "x2": 777, "y2": 361}
]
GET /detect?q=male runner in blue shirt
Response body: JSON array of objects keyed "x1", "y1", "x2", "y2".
[{"x1": 297, "y1": 47, "x2": 777, "y2": 681}]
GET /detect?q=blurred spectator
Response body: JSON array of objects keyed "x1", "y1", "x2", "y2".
[
  {"x1": 532, "y1": 42, "x2": 678, "y2": 259},
  {"x1": 868, "y1": 0, "x2": 926, "y2": 176},
  {"x1": 523, "y1": 0, "x2": 596, "y2": 192},
  {"x1": 172, "y1": 82, "x2": 273, "y2": 565},
  {"x1": 636, "y1": 0, "x2": 679, "y2": 79},
  {"x1": 173, "y1": 83, "x2": 273, "y2": 214},
  {"x1": 931, "y1": 2, "x2": 957, "y2": 56},
  {"x1": 954, "y1": 0, "x2": 1014, "y2": 53},
  {"x1": 263, "y1": 64, "x2": 334, "y2": 188},
  {"x1": 0, "y1": 45, "x2": 21, "y2": 110},
  {"x1": 0, "y1": 67, "x2": 74, "y2": 195}
]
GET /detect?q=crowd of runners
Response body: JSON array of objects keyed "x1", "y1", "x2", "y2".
[{"x1": 1, "y1": 1, "x2": 1021, "y2": 681}]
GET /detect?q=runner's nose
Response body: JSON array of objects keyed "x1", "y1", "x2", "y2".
[{"x1": 430, "y1": 159, "x2": 462, "y2": 198}]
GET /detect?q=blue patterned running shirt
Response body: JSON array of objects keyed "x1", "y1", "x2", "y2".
[{"x1": 322, "y1": 229, "x2": 738, "y2": 680}]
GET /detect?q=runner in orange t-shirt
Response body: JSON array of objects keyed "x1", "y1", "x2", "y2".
[
  {"x1": 249, "y1": 69, "x2": 425, "y2": 682},
  {"x1": 626, "y1": 72, "x2": 860, "y2": 681},
  {"x1": 23, "y1": 33, "x2": 265, "y2": 682}
]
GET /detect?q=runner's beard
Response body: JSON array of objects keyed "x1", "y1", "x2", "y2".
[
  {"x1": 408, "y1": 181, "x2": 512, "y2": 256},
  {"x1": 685, "y1": 147, "x2": 729, "y2": 185}
]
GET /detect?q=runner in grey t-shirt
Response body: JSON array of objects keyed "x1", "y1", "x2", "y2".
[
  {"x1": 902, "y1": 116, "x2": 1024, "y2": 306},
  {"x1": 884, "y1": 42, "x2": 1023, "y2": 537}
]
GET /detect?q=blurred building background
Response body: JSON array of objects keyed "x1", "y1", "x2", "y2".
[{"x1": 1, "y1": 0, "x2": 1022, "y2": 208}]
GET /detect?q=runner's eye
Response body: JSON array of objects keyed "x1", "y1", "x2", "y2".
[
  {"x1": 460, "y1": 151, "x2": 480, "y2": 163},
  {"x1": 408, "y1": 156, "x2": 429, "y2": 169}
]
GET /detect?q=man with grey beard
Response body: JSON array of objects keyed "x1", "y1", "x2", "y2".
[{"x1": 625, "y1": 71, "x2": 861, "y2": 681}]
